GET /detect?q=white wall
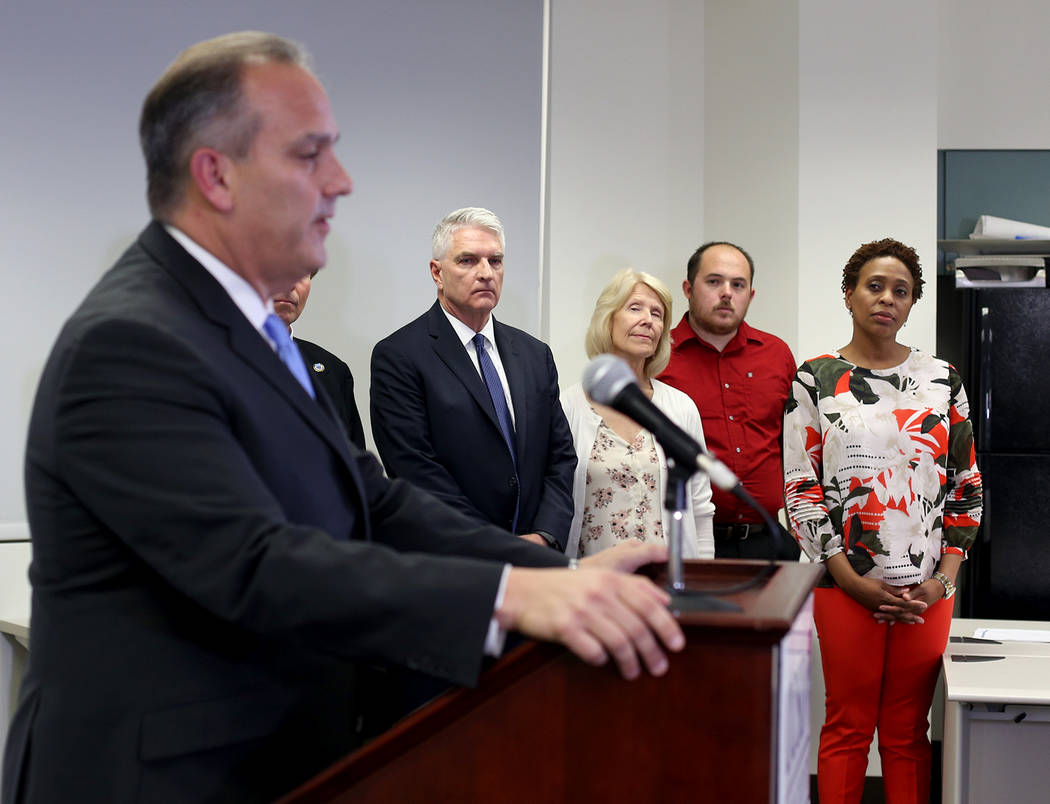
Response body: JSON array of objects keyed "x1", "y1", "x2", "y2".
[
  {"x1": 545, "y1": 0, "x2": 705, "y2": 390},
  {"x1": 701, "y1": 0, "x2": 939, "y2": 370},
  {"x1": 938, "y1": 0, "x2": 1050, "y2": 148},
  {"x1": 797, "y1": 0, "x2": 939, "y2": 364},
  {"x1": 0, "y1": 0, "x2": 544, "y2": 522},
  {"x1": 703, "y1": 0, "x2": 800, "y2": 359}
]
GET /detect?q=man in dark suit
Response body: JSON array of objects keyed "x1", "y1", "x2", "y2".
[
  {"x1": 370, "y1": 208, "x2": 577, "y2": 551},
  {"x1": 1, "y1": 32, "x2": 683, "y2": 804},
  {"x1": 273, "y1": 270, "x2": 366, "y2": 448}
]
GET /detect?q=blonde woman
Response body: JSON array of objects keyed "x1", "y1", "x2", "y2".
[{"x1": 561, "y1": 269, "x2": 715, "y2": 559}]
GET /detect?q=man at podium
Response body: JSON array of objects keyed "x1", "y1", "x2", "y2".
[{"x1": 1, "y1": 31, "x2": 683, "y2": 804}]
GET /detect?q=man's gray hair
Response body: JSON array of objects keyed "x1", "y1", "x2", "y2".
[
  {"x1": 139, "y1": 31, "x2": 312, "y2": 220},
  {"x1": 431, "y1": 207, "x2": 506, "y2": 260}
]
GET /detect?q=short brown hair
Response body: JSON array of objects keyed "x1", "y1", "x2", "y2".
[
  {"x1": 686, "y1": 241, "x2": 754, "y2": 284},
  {"x1": 841, "y1": 238, "x2": 924, "y2": 301},
  {"x1": 139, "y1": 31, "x2": 310, "y2": 219}
]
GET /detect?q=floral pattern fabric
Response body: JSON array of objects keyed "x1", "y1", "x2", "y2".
[
  {"x1": 783, "y1": 349, "x2": 982, "y2": 585},
  {"x1": 578, "y1": 422, "x2": 664, "y2": 557}
]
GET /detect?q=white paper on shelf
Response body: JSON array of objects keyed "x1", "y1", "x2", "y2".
[
  {"x1": 973, "y1": 628, "x2": 1050, "y2": 643},
  {"x1": 970, "y1": 214, "x2": 1050, "y2": 239}
]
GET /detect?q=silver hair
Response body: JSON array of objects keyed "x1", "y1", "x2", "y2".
[{"x1": 431, "y1": 207, "x2": 506, "y2": 260}]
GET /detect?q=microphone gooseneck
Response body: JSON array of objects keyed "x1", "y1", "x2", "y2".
[{"x1": 583, "y1": 354, "x2": 740, "y2": 491}]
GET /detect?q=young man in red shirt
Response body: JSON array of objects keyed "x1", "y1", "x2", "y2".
[{"x1": 660, "y1": 242, "x2": 799, "y2": 560}]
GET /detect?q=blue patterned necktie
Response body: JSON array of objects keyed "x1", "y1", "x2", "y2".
[
  {"x1": 262, "y1": 314, "x2": 315, "y2": 399},
  {"x1": 472, "y1": 333, "x2": 516, "y2": 462},
  {"x1": 473, "y1": 333, "x2": 520, "y2": 531}
]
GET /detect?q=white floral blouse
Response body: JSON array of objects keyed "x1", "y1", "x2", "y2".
[{"x1": 577, "y1": 422, "x2": 664, "y2": 557}]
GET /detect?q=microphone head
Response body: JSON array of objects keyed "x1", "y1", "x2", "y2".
[{"x1": 582, "y1": 354, "x2": 637, "y2": 405}]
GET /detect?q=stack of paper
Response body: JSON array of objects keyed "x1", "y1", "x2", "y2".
[
  {"x1": 972, "y1": 628, "x2": 1050, "y2": 643},
  {"x1": 971, "y1": 214, "x2": 1050, "y2": 239}
]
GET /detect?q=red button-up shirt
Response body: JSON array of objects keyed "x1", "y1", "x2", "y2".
[{"x1": 659, "y1": 316, "x2": 796, "y2": 523}]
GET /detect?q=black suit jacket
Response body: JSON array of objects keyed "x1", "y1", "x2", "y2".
[
  {"x1": 295, "y1": 337, "x2": 366, "y2": 449},
  {"x1": 370, "y1": 301, "x2": 576, "y2": 548},
  {"x1": 2, "y1": 223, "x2": 566, "y2": 804}
]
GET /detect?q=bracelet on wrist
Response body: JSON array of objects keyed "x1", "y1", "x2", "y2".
[{"x1": 932, "y1": 570, "x2": 956, "y2": 600}]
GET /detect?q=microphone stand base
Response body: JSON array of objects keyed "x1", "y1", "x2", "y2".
[{"x1": 667, "y1": 588, "x2": 742, "y2": 613}]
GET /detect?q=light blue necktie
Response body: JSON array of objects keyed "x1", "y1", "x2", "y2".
[
  {"x1": 263, "y1": 314, "x2": 315, "y2": 399},
  {"x1": 473, "y1": 333, "x2": 519, "y2": 530}
]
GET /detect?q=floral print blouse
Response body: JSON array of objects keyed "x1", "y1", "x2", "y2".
[
  {"x1": 577, "y1": 421, "x2": 664, "y2": 557},
  {"x1": 783, "y1": 349, "x2": 983, "y2": 586}
]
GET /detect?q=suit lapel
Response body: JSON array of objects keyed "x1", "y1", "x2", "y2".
[
  {"x1": 138, "y1": 223, "x2": 370, "y2": 530},
  {"x1": 425, "y1": 302, "x2": 504, "y2": 435},
  {"x1": 227, "y1": 324, "x2": 348, "y2": 449}
]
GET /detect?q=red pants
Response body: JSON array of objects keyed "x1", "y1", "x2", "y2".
[{"x1": 813, "y1": 586, "x2": 952, "y2": 804}]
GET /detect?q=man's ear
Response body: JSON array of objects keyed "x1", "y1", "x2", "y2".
[
  {"x1": 187, "y1": 147, "x2": 235, "y2": 212},
  {"x1": 681, "y1": 279, "x2": 691, "y2": 300},
  {"x1": 430, "y1": 259, "x2": 443, "y2": 291}
]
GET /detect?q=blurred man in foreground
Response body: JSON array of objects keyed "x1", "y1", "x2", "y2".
[{"x1": 2, "y1": 31, "x2": 683, "y2": 804}]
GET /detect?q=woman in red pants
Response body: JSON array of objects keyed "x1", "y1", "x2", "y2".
[{"x1": 783, "y1": 238, "x2": 983, "y2": 803}]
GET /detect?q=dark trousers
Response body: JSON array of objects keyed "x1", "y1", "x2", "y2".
[{"x1": 713, "y1": 523, "x2": 800, "y2": 561}]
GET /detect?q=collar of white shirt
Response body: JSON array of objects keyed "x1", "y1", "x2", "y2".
[
  {"x1": 437, "y1": 305, "x2": 515, "y2": 424},
  {"x1": 440, "y1": 305, "x2": 496, "y2": 352},
  {"x1": 164, "y1": 224, "x2": 276, "y2": 343}
]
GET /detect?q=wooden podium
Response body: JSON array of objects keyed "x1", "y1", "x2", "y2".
[{"x1": 280, "y1": 560, "x2": 822, "y2": 803}]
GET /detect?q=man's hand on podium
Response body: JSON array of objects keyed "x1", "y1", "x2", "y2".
[
  {"x1": 497, "y1": 542, "x2": 685, "y2": 680},
  {"x1": 579, "y1": 540, "x2": 669, "y2": 573}
]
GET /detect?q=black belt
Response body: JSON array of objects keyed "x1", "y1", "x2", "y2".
[{"x1": 713, "y1": 523, "x2": 767, "y2": 541}]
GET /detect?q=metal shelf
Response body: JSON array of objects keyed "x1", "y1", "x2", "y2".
[{"x1": 939, "y1": 239, "x2": 1050, "y2": 257}]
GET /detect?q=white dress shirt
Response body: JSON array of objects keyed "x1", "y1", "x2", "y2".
[
  {"x1": 439, "y1": 307, "x2": 516, "y2": 427},
  {"x1": 164, "y1": 225, "x2": 283, "y2": 352}
]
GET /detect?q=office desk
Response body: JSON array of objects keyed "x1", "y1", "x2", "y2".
[
  {"x1": 0, "y1": 617, "x2": 28, "y2": 651},
  {"x1": 942, "y1": 618, "x2": 1050, "y2": 804},
  {"x1": 0, "y1": 537, "x2": 31, "y2": 733}
]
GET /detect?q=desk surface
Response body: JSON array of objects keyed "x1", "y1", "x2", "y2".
[
  {"x1": 950, "y1": 617, "x2": 1050, "y2": 637},
  {"x1": 943, "y1": 618, "x2": 1050, "y2": 705},
  {"x1": 0, "y1": 616, "x2": 28, "y2": 642}
]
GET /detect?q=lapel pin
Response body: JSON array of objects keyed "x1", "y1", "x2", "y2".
[{"x1": 312, "y1": 363, "x2": 326, "y2": 373}]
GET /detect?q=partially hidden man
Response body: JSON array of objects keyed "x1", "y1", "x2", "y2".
[{"x1": 273, "y1": 269, "x2": 366, "y2": 449}]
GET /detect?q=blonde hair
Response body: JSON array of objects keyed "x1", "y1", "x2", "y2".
[{"x1": 584, "y1": 268, "x2": 673, "y2": 378}]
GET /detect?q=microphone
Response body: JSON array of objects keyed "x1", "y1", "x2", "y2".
[{"x1": 582, "y1": 354, "x2": 740, "y2": 491}]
